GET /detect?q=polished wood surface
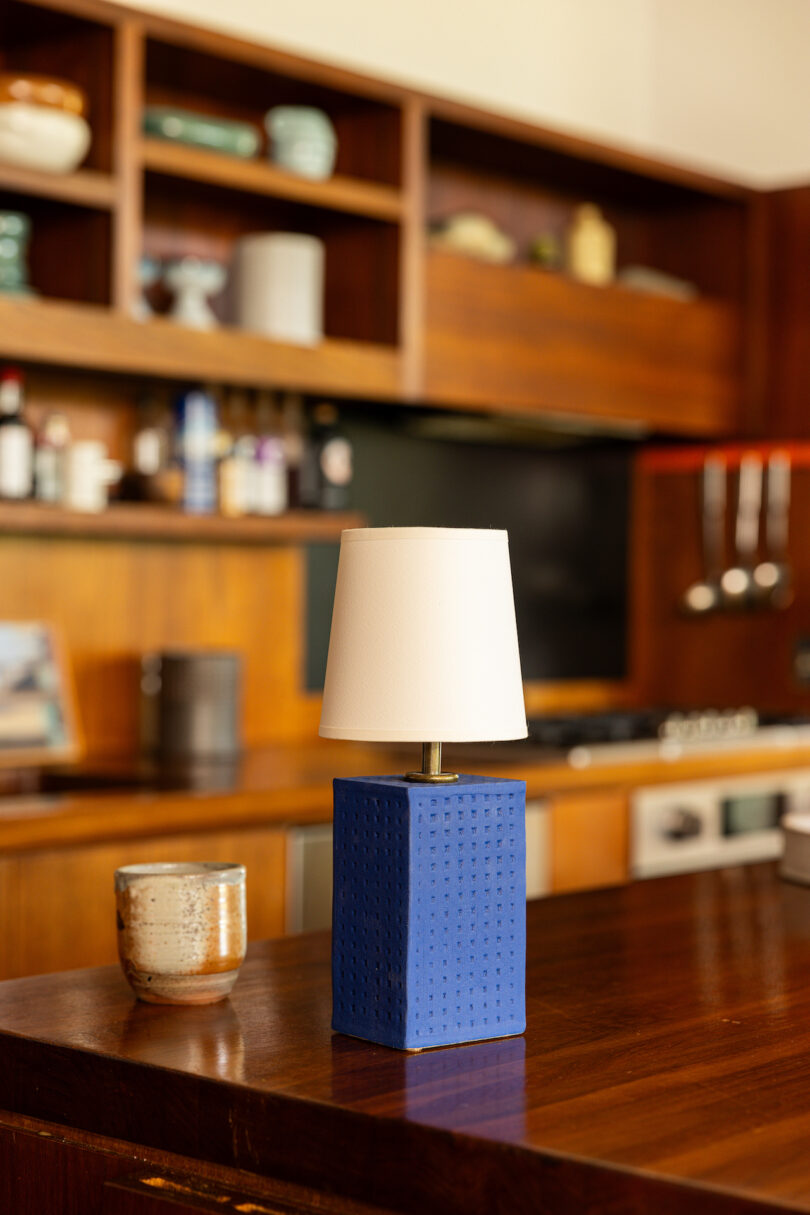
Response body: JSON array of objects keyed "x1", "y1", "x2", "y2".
[
  {"x1": 424, "y1": 250, "x2": 741, "y2": 433},
  {"x1": 140, "y1": 138, "x2": 404, "y2": 222},
  {"x1": 3, "y1": 740, "x2": 810, "y2": 854},
  {"x1": 0, "y1": 501, "x2": 363, "y2": 543},
  {"x1": 1, "y1": 863, "x2": 809, "y2": 1213}
]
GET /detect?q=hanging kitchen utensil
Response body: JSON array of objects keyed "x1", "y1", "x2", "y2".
[
  {"x1": 720, "y1": 453, "x2": 763, "y2": 610},
  {"x1": 754, "y1": 451, "x2": 792, "y2": 609},
  {"x1": 681, "y1": 454, "x2": 726, "y2": 615}
]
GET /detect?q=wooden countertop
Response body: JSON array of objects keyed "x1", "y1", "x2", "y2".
[
  {"x1": 1, "y1": 862, "x2": 809, "y2": 1212},
  {"x1": 3, "y1": 738, "x2": 810, "y2": 852}
]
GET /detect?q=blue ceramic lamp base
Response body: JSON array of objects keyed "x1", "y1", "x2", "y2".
[{"x1": 331, "y1": 773, "x2": 527, "y2": 1051}]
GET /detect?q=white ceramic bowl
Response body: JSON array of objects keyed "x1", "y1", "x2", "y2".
[{"x1": 0, "y1": 103, "x2": 91, "y2": 173}]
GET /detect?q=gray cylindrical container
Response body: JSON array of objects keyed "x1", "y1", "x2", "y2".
[{"x1": 156, "y1": 650, "x2": 242, "y2": 760}]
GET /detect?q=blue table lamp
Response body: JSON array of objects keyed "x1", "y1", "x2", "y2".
[{"x1": 320, "y1": 527, "x2": 528, "y2": 1051}]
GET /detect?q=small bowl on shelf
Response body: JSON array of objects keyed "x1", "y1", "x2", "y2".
[{"x1": 0, "y1": 104, "x2": 91, "y2": 174}]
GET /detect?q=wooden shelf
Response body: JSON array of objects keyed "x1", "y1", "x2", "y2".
[
  {"x1": 0, "y1": 163, "x2": 117, "y2": 210},
  {"x1": 0, "y1": 501, "x2": 363, "y2": 544},
  {"x1": 141, "y1": 138, "x2": 404, "y2": 222},
  {"x1": 0, "y1": 295, "x2": 402, "y2": 397},
  {"x1": 424, "y1": 251, "x2": 742, "y2": 435}
]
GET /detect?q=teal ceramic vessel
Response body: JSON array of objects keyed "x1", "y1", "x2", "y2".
[
  {"x1": 143, "y1": 106, "x2": 260, "y2": 159},
  {"x1": 0, "y1": 211, "x2": 33, "y2": 295},
  {"x1": 264, "y1": 106, "x2": 337, "y2": 180}
]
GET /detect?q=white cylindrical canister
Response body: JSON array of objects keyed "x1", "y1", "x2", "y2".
[{"x1": 233, "y1": 232, "x2": 325, "y2": 346}]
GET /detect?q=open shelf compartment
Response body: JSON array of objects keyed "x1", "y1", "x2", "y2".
[{"x1": 144, "y1": 34, "x2": 403, "y2": 188}]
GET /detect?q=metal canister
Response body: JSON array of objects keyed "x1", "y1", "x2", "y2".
[{"x1": 154, "y1": 650, "x2": 242, "y2": 760}]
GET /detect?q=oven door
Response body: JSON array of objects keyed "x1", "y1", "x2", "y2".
[{"x1": 631, "y1": 771, "x2": 801, "y2": 879}]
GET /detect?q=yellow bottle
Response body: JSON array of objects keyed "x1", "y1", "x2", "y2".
[{"x1": 567, "y1": 204, "x2": 616, "y2": 286}]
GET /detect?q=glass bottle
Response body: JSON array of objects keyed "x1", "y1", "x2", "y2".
[{"x1": 0, "y1": 366, "x2": 33, "y2": 499}]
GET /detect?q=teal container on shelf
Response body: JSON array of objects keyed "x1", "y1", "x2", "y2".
[
  {"x1": 0, "y1": 211, "x2": 33, "y2": 295},
  {"x1": 143, "y1": 106, "x2": 261, "y2": 159}
]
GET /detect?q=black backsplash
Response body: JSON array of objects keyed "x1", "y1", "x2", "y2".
[{"x1": 305, "y1": 411, "x2": 631, "y2": 690}]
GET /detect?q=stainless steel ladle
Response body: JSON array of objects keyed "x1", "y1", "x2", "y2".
[
  {"x1": 720, "y1": 453, "x2": 763, "y2": 610},
  {"x1": 681, "y1": 454, "x2": 726, "y2": 615},
  {"x1": 753, "y1": 451, "x2": 792, "y2": 609}
]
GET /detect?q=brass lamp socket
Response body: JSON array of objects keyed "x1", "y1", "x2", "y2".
[{"x1": 403, "y1": 742, "x2": 459, "y2": 784}]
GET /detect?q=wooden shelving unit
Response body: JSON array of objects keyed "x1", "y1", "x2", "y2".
[
  {"x1": 140, "y1": 138, "x2": 404, "y2": 222},
  {"x1": 0, "y1": 0, "x2": 762, "y2": 436},
  {"x1": 0, "y1": 164, "x2": 117, "y2": 210},
  {"x1": 0, "y1": 501, "x2": 363, "y2": 543},
  {"x1": 0, "y1": 295, "x2": 401, "y2": 397}
]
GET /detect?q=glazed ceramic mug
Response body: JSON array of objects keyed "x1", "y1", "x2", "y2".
[{"x1": 115, "y1": 862, "x2": 247, "y2": 1004}]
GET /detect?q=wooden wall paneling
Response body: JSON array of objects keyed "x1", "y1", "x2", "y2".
[
  {"x1": 634, "y1": 196, "x2": 747, "y2": 303},
  {"x1": 0, "y1": 195, "x2": 113, "y2": 306},
  {"x1": 330, "y1": 101, "x2": 402, "y2": 187},
  {"x1": 5, "y1": 825, "x2": 287, "y2": 979},
  {"x1": 739, "y1": 193, "x2": 771, "y2": 436},
  {"x1": 764, "y1": 187, "x2": 810, "y2": 438},
  {"x1": 322, "y1": 219, "x2": 400, "y2": 346},
  {"x1": 523, "y1": 680, "x2": 638, "y2": 718},
  {"x1": 0, "y1": 537, "x2": 311, "y2": 757},
  {"x1": 631, "y1": 452, "x2": 810, "y2": 711},
  {"x1": 400, "y1": 98, "x2": 427, "y2": 398},
  {"x1": 549, "y1": 788, "x2": 628, "y2": 893},
  {"x1": 23, "y1": 367, "x2": 138, "y2": 462}
]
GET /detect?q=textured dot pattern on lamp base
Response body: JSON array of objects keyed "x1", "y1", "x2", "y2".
[{"x1": 331, "y1": 774, "x2": 526, "y2": 1051}]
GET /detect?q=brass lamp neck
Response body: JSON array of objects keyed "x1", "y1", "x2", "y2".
[{"x1": 404, "y1": 742, "x2": 459, "y2": 784}]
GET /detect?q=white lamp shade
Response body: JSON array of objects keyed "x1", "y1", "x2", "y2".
[{"x1": 319, "y1": 527, "x2": 527, "y2": 742}]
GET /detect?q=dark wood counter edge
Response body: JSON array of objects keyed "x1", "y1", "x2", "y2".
[
  {"x1": 0, "y1": 1032, "x2": 790, "y2": 1215},
  {"x1": 2, "y1": 741, "x2": 810, "y2": 853}
]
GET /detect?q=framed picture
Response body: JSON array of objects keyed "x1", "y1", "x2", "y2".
[{"x1": 0, "y1": 623, "x2": 80, "y2": 766}]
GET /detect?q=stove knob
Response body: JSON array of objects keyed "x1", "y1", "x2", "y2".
[{"x1": 663, "y1": 808, "x2": 703, "y2": 841}]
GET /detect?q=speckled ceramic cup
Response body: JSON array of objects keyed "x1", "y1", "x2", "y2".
[{"x1": 115, "y1": 862, "x2": 246, "y2": 1005}]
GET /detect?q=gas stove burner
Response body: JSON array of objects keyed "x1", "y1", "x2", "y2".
[
  {"x1": 526, "y1": 708, "x2": 766, "y2": 750},
  {"x1": 657, "y1": 708, "x2": 759, "y2": 745},
  {"x1": 526, "y1": 711, "x2": 666, "y2": 749}
]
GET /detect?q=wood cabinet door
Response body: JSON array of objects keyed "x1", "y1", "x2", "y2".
[
  {"x1": 2, "y1": 826, "x2": 286, "y2": 980},
  {"x1": 548, "y1": 789, "x2": 629, "y2": 894},
  {"x1": 424, "y1": 251, "x2": 740, "y2": 436}
]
